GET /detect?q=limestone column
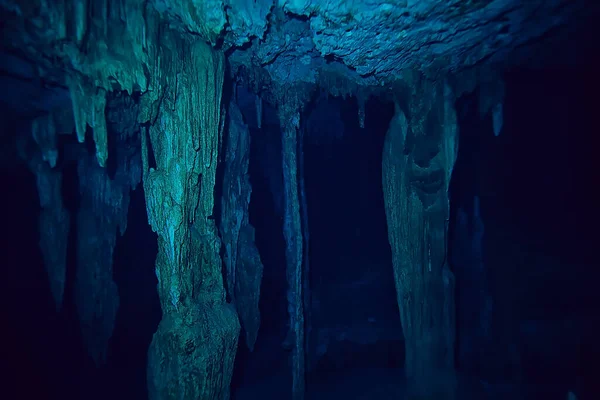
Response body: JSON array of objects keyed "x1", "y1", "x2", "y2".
[
  {"x1": 298, "y1": 122, "x2": 311, "y2": 376},
  {"x1": 382, "y1": 74, "x2": 459, "y2": 399},
  {"x1": 140, "y1": 34, "x2": 239, "y2": 400},
  {"x1": 279, "y1": 99, "x2": 305, "y2": 400}
]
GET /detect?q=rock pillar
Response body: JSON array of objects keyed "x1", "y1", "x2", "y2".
[
  {"x1": 382, "y1": 75, "x2": 459, "y2": 399},
  {"x1": 140, "y1": 35, "x2": 239, "y2": 400},
  {"x1": 279, "y1": 98, "x2": 305, "y2": 400}
]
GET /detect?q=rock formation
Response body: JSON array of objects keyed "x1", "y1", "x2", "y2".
[
  {"x1": 382, "y1": 73, "x2": 459, "y2": 399},
  {"x1": 139, "y1": 33, "x2": 239, "y2": 400},
  {"x1": 20, "y1": 133, "x2": 70, "y2": 312},
  {"x1": 75, "y1": 90, "x2": 142, "y2": 365},
  {"x1": 2, "y1": 0, "x2": 598, "y2": 399},
  {"x1": 220, "y1": 98, "x2": 264, "y2": 351},
  {"x1": 279, "y1": 91, "x2": 307, "y2": 400}
]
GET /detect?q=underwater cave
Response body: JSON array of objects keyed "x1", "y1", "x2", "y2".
[{"x1": 1, "y1": 1, "x2": 599, "y2": 400}]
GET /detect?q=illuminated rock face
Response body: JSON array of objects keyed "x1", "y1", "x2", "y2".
[
  {"x1": 139, "y1": 35, "x2": 239, "y2": 400},
  {"x1": 382, "y1": 74, "x2": 459, "y2": 399}
]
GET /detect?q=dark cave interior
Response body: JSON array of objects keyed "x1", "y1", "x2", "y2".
[{"x1": 1, "y1": 4, "x2": 599, "y2": 400}]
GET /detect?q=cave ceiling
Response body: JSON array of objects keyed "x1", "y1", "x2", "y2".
[{"x1": 0, "y1": 0, "x2": 597, "y2": 116}]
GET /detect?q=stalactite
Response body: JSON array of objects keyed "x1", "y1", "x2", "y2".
[
  {"x1": 68, "y1": 75, "x2": 109, "y2": 167},
  {"x1": 279, "y1": 98, "x2": 305, "y2": 400},
  {"x1": 221, "y1": 99, "x2": 264, "y2": 351},
  {"x1": 28, "y1": 157, "x2": 70, "y2": 313},
  {"x1": 20, "y1": 114, "x2": 70, "y2": 312},
  {"x1": 6, "y1": 0, "x2": 151, "y2": 169},
  {"x1": 492, "y1": 102, "x2": 503, "y2": 136},
  {"x1": 256, "y1": 94, "x2": 263, "y2": 129},
  {"x1": 75, "y1": 125, "x2": 141, "y2": 365},
  {"x1": 382, "y1": 74, "x2": 458, "y2": 399},
  {"x1": 35, "y1": 164, "x2": 70, "y2": 311},
  {"x1": 298, "y1": 121, "x2": 311, "y2": 375},
  {"x1": 74, "y1": 0, "x2": 88, "y2": 43},
  {"x1": 472, "y1": 196, "x2": 492, "y2": 340},
  {"x1": 139, "y1": 31, "x2": 239, "y2": 400},
  {"x1": 357, "y1": 95, "x2": 366, "y2": 129},
  {"x1": 31, "y1": 112, "x2": 59, "y2": 168},
  {"x1": 479, "y1": 77, "x2": 505, "y2": 137}
]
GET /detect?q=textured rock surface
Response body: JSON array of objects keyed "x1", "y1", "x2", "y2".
[
  {"x1": 382, "y1": 73, "x2": 459, "y2": 399},
  {"x1": 139, "y1": 31, "x2": 239, "y2": 400},
  {"x1": 4, "y1": 1, "x2": 596, "y2": 99},
  {"x1": 221, "y1": 99, "x2": 264, "y2": 351},
  {"x1": 229, "y1": 0, "x2": 598, "y2": 90}
]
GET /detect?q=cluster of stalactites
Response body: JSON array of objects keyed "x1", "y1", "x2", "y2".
[
  {"x1": 451, "y1": 66, "x2": 505, "y2": 137},
  {"x1": 25, "y1": 82, "x2": 143, "y2": 361},
  {"x1": 68, "y1": 75, "x2": 108, "y2": 166},
  {"x1": 9, "y1": 0, "x2": 154, "y2": 168}
]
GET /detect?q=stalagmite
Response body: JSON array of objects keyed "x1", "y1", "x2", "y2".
[
  {"x1": 279, "y1": 98, "x2": 306, "y2": 400},
  {"x1": 221, "y1": 99, "x2": 264, "y2": 351},
  {"x1": 140, "y1": 32, "x2": 239, "y2": 400},
  {"x1": 382, "y1": 74, "x2": 459, "y2": 399}
]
